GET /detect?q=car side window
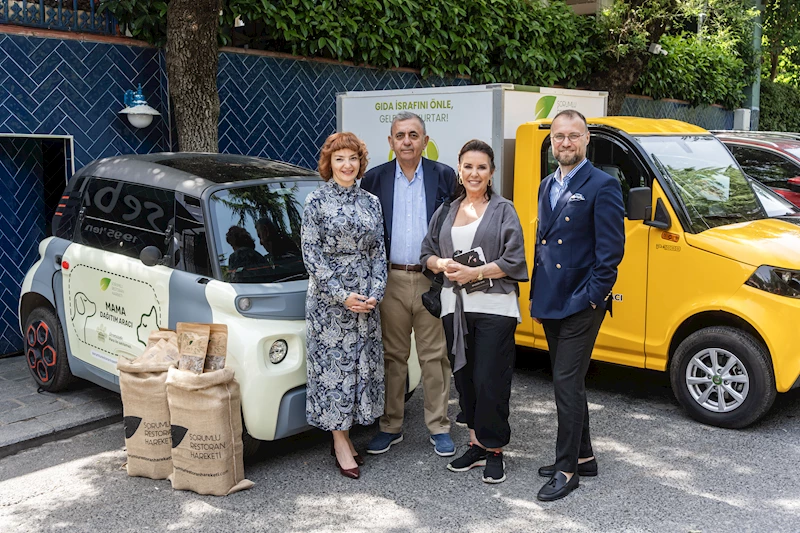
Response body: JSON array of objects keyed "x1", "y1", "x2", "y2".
[
  {"x1": 541, "y1": 134, "x2": 648, "y2": 217},
  {"x1": 727, "y1": 145, "x2": 800, "y2": 188},
  {"x1": 78, "y1": 178, "x2": 175, "y2": 260},
  {"x1": 174, "y1": 193, "x2": 212, "y2": 277}
]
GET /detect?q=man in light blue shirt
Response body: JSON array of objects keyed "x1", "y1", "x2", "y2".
[{"x1": 361, "y1": 112, "x2": 457, "y2": 457}]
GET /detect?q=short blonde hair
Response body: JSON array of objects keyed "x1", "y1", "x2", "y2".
[{"x1": 317, "y1": 132, "x2": 369, "y2": 181}]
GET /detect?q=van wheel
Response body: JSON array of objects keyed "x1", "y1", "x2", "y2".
[
  {"x1": 24, "y1": 307, "x2": 74, "y2": 392},
  {"x1": 670, "y1": 326, "x2": 775, "y2": 429},
  {"x1": 241, "y1": 422, "x2": 261, "y2": 458}
]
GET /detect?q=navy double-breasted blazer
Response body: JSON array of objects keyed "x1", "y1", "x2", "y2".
[
  {"x1": 529, "y1": 160, "x2": 625, "y2": 320},
  {"x1": 360, "y1": 158, "x2": 456, "y2": 258}
]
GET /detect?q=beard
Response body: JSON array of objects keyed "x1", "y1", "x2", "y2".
[{"x1": 554, "y1": 150, "x2": 582, "y2": 166}]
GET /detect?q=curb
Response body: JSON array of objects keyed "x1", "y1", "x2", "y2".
[{"x1": 0, "y1": 413, "x2": 122, "y2": 460}]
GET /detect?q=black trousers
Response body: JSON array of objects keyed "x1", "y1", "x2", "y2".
[
  {"x1": 443, "y1": 313, "x2": 518, "y2": 449},
  {"x1": 541, "y1": 305, "x2": 606, "y2": 473}
]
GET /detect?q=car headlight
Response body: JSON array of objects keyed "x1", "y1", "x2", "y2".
[
  {"x1": 746, "y1": 266, "x2": 800, "y2": 299},
  {"x1": 268, "y1": 340, "x2": 288, "y2": 364}
]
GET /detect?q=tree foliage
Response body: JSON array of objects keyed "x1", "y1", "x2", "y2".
[
  {"x1": 99, "y1": 0, "x2": 761, "y2": 112},
  {"x1": 760, "y1": 79, "x2": 800, "y2": 131},
  {"x1": 762, "y1": 0, "x2": 800, "y2": 82}
]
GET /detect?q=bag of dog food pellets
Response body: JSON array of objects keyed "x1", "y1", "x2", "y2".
[
  {"x1": 177, "y1": 322, "x2": 210, "y2": 374},
  {"x1": 117, "y1": 356, "x2": 175, "y2": 479},
  {"x1": 166, "y1": 366, "x2": 254, "y2": 496},
  {"x1": 203, "y1": 324, "x2": 228, "y2": 372}
]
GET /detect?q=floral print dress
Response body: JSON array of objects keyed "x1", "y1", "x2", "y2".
[{"x1": 301, "y1": 180, "x2": 387, "y2": 431}]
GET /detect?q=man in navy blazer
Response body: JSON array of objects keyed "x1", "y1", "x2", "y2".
[
  {"x1": 360, "y1": 112, "x2": 457, "y2": 457},
  {"x1": 530, "y1": 110, "x2": 625, "y2": 502}
]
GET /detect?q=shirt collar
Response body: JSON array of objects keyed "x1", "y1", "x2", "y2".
[
  {"x1": 395, "y1": 159, "x2": 423, "y2": 182},
  {"x1": 554, "y1": 157, "x2": 588, "y2": 184}
]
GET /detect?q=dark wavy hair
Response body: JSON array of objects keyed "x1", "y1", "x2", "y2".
[
  {"x1": 226, "y1": 226, "x2": 256, "y2": 249},
  {"x1": 317, "y1": 132, "x2": 369, "y2": 182},
  {"x1": 453, "y1": 139, "x2": 495, "y2": 201}
]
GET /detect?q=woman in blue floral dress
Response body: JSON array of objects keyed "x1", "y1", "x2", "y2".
[{"x1": 301, "y1": 132, "x2": 386, "y2": 479}]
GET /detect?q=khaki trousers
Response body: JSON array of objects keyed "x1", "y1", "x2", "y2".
[{"x1": 379, "y1": 269, "x2": 451, "y2": 434}]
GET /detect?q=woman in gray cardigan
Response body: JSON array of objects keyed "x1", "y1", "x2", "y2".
[{"x1": 420, "y1": 139, "x2": 528, "y2": 484}]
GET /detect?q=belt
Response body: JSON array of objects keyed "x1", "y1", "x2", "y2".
[{"x1": 390, "y1": 263, "x2": 422, "y2": 272}]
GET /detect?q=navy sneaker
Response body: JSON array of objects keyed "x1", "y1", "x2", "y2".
[
  {"x1": 366, "y1": 431, "x2": 403, "y2": 454},
  {"x1": 447, "y1": 444, "x2": 487, "y2": 472},
  {"x1": 430, "y1": 433, "x2": 456, "y2": 457}
]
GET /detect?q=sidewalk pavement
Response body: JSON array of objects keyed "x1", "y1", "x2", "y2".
[{"x1": 0, "y1": 355, "x2": 122, "y2": 459}]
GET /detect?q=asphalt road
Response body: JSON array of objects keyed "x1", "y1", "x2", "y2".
[{"x1": 1, "y1": 349, "x2": 799, "y2": 533}]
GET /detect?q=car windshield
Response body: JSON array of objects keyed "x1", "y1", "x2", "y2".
[
  {"x1": 636, "y1": 135, "x2": 765, "y2": 233},
  {"x1": 208, "y1": 180, "x2": 320, "y2": 283},
  {"x1": 750, "y1": 177, "x2": 800, "y2": 217}
]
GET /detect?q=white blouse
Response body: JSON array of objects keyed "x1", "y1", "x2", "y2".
[{"x1": 440, "y1": 216, "x2": 520, "y2": 321}]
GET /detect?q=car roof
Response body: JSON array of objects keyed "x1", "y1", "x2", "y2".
[
  {"x1": 76, "y1": 153, "x2": 319, "y2": 196},
  {"x1": 533, "y1": 116, "x2": 709, "y2": 135}
]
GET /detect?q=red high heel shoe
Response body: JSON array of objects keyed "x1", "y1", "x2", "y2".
[
  {"x1": 330, "y1": 441, "x2": 365, "y2": 466},
  {"x1": 331, "y1": 441, "x2": 360, "y2": 479}
]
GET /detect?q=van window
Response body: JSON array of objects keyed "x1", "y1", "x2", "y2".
[
  {"x1": 542, "y1": 135, "x2": 648, "y2": 216},
  {"x1": 637, "y1": 136, "x2": 764, "y2": 233},
  {"x1": 175, "y1": 193, "x2": 212, "y2": 277},
  {"x1": 208, "y1": 180, "x2": 319, "y2": 283},
  {"x1": 79, "y1": 178, "x2": 175, "y2": 259}
]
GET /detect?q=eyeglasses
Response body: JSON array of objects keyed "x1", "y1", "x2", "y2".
[{"x1": 551, "y1": 132, "x2": 587, "y2": 143}]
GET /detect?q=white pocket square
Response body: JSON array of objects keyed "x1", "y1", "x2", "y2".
[{"x1": 568, "y1": 193, "x2": 585, "y2": 202}]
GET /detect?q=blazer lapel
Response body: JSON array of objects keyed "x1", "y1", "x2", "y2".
[
  {"x1": 422, "y1": 158, "x2": 438, "y2": 222},
  {"x1": 380, "y1": 164, "x2": 395, "y2": 241},
  {"x1": 541, "y1": 161, "x2": 593, "y2": 236}
]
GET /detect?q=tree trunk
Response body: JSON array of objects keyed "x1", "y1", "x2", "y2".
[
  {"x1": 770, "y1": 50, "x2": 781, "y2": 81},
  {"x1": 592, "y1": 54, "x2": 649, "y2": 116},
  {"x1": 166, "y1": 0, "x2": 221, "y2": 152}
]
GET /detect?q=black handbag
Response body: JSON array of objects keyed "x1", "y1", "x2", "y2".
[{"x1": 421, "y1": 200, "x2": 451, "y2": 318}]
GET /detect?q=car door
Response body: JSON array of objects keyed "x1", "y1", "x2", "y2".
[{"x1": 61, "y1": 177, "x2": 174, "y2": 377}]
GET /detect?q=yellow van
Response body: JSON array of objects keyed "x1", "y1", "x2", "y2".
[{"x1": 514, "y1": 117, "x2": 800, "y2": 428}]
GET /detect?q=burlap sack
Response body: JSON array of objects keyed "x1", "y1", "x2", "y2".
[
  {"x1": 165, "y1": 366, "x2": 254, "y2": 496},
  {"x1": 117, "y1": 358, "x2": 175, "y2": 479}
]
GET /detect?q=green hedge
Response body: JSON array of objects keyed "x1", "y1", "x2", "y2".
[
  {"x1": 760, "y1": 80, "x2": 800, "y2": 131},
  {"x1": 633, "y1": 34, "x2": 748, "y2": 110}
]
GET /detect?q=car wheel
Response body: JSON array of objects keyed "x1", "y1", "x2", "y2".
[
  {"x1": 670, "y1": 326, "x2": 775, "y2": 429},
  {"x1": 241, "y1": 421, "x2": 261, "y2": 458},
  {"x1": 24, "y1": 307, "x2": 75, "y2": 392}
]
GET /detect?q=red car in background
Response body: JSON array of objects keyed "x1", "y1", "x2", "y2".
[{"x1": 713, "y1": 131, "x2": 800, "y2": 207}]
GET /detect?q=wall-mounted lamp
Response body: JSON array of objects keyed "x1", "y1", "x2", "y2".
[{"x1": 119, "y1": 84, "x2": 161, "y2": 128}]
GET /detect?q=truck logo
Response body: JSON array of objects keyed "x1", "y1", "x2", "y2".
[
  {"x1": 100, "y1": 277, "x2": 111, "y2": 291},
  {"x1": 535, "y1": 96, "x2": 557, "y2": 120}
]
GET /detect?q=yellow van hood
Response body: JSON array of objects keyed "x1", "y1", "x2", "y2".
[{"x1": 685, "y1": 218, "x2": 800, "y2": 269}]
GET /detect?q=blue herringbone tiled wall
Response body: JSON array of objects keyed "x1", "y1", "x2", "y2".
[
  {"x1": 0, "y1": 32, "x2": 170, "y2": 353},
  {"x1": 621, "y1": 97, "x2": 734, "y2": 130},
  {"x1": 0, "y1": 33, "x2": 170, "y2": 170},
  {"x1": 0, "y1": 138, "x2": 43, "y2": 354},
  {"x1": 217, "y1": 52, "x2": 468, "y2": 169}
]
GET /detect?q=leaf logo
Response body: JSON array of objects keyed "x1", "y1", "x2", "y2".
[
  {"x1": 123, "y1": 416, "x2": 142, "y2": 439},
  {"x1": 388, "y1": 139, "x2": 440, "y2": 162},
  {"x1": 171, "y1": 425, "x2": 188, "y2": 448},
  {"x1": 100, "y1": 278, "x2": 111, "y2": 291},
  {"x1": 535, "y1": 96, "x2": 557, "y2": 120}
]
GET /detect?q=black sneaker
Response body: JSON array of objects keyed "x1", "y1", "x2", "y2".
[
  {"x1": 447, "y1": 444, "x2": 487, "y2": 472},
  {"x1": 482, "y1": 451, "x2": 506, "y2": 484}
]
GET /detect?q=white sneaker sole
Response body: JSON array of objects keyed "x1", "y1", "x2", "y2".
[
  {"x1": 430, "y1": 436, "x2": 456, "y2": 457},
  {"x1": 447, "y1": 459, "x2": 486, "y2": 472},
  {"x1": 366, "y1": 435, "x2": 403, "y2": 454}
]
